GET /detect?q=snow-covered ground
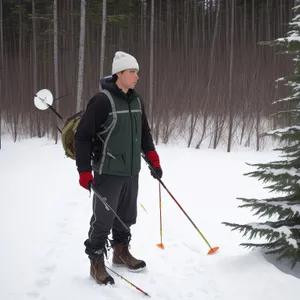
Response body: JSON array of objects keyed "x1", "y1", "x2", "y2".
[{"x1": 1, "y1": 138, "x2": 299, "y2": 300}]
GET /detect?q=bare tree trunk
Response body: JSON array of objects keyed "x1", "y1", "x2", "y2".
[
  {"x1": 32, "y1": 0, "x2": 41, "y2": 137},
  {"x1": 99, "y1": 0, "x2": 107, "y2": 83},
  {"x1": 32, "y1": 0, "x2": 37, "y2": 99},
  {"x1": 227, "y1": 0, "x2": 235, "y2": 152},
  {"x1": 15, "y1": 1, "x2": 23, "y2": 142},
  {"x1": 154, "y1": 0, "x2": 162, "y2": 144},
  {"x1": 195, "y1": 115, "x2": 208, "y2": 149},
  {"x1": 143, "y1": 0, "x2": 147, "y2": 48},
  {"x1": 149, "y1": 0, "x2": 154, "y2": 127},
  {"x1": 256, "y1": 108, "x2": 261, "y2": 151},
  {"x1": 53, "y1": 0, "x2": 59, "y2": 142},
  {"x1": 187, "y1": 114, "x2": 197, "y2": 148},
  {"x1": 76, "y1": 0, "x2": 86, "y2": 112},
  {"x1": 195, "y1": 0, "x2": 221, "y2": 149},
  {"x1": 53, "y1": 1, "x2": 59, "y2": 101},
  {"x1": 70, "y1": 0, "x2": 75, "y2": 102},
  {"x1": 206, "y1": 0, "x2": 220, "y2": 100}
]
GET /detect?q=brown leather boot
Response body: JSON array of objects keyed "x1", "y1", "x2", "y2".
[
  {"x1": 90, "y1": 254, "x2": 114, "y2": 285},
  {"x1": 112, "y1": 243, "x2": 146, "y2": 272}
]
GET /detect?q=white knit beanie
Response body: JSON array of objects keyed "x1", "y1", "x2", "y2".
[{"x1": 112, "y1": 51, "x2": 139, "y2": 75}]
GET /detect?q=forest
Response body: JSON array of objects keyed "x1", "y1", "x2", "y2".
[{"x1": 0, "y1": 0, "x2": 295, "y2": 151}]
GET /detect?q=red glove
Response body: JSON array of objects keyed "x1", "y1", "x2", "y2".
[
  {"x1": 146, "y1": 150, "x2": 163, "y2": 179},
  {"x1": 79, "y1": 172, "x2": 94, "y2": 190}
]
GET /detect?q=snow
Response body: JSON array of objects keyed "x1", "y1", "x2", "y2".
[
  {"x1": 273, "y1": 96, "x2": 300, "y2": 103},
  {"x1": 264, "y1": 167, "x2": 299, "y2": 177},
  {"x1": 267, "y1": 125, "x2": 300, "y2": 135},
  {"x1": 271, "y1": 201, "x2": 300, "y2": 214},
  {"x1": 248, "y1": 223, "x2": 299, "y2": 248},
  {"x1": 250, "y1": 198, "x2": 300, "y2": 215},
  {"x1": 293, "y1": 5, "x2": 300, "y2": 11},
  {"x1": 276, "y1": 9, "x2": 300, "y2": 43},
  {"x1": 1, "y1": 138, "x2": 300, "y2": 300},
  {"x1": 277, "y1": 36, "x2": 300, "y2": 43}
]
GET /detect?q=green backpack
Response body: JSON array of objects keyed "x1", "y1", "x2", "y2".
[
  {"x1": 61, "y1": 110, "x2": 84, "y2": 160},
  {"x1": 61, "y1": 89, "x2": 114, "y2": 160}
]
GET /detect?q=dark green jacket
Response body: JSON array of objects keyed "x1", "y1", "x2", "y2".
[{"x1": 74, "y1": 77, "x2": 155, "y2": 176}]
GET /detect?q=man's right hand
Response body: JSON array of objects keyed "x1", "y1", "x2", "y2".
[{"x1": 79, "y1": 172, "x2": 94, "y2": 190}]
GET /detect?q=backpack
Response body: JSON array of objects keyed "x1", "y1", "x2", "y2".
[
  {"x1": 61, "y1": 110, "x2": 84, "y2": 160},
  {"x1": 61, "y1": 89, "x2": 115, "y2": 160}
]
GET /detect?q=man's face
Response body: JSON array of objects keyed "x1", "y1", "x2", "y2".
[{"x1": 117, "y1": 69, "x2": 139, "y2": 89}]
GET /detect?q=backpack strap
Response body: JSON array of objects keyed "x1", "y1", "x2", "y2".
[
  {"x1": 95, "y1": 89, "x2": 117, "y2": 174},
  {"x1": 136, "y1": 96, "x2": 142, "y2": 115},
  {"x1": 97, "y1": 89, "x2": 117, "y2": 135}
]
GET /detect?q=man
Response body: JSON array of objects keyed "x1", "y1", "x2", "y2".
[{"x1": 74, "y1": 51, "x2": 163, "y2": 285}]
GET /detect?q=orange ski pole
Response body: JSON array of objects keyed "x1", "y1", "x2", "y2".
[
  {"x1": 157, "y1": 183, "x2": 165, "y2": 249},
  {"x1": 142, "y1": 154, "x2": 219, "y2": 255}
]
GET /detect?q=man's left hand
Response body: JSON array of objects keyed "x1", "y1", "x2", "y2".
[{"x1": 145, "y1": 150, "x2": 163, "y2": 179}]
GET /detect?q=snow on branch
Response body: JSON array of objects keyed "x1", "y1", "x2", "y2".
[
  {"x1": 248, "y1": 223, "x2": 299, "y2": 249},
  {"x1": 267, "y1": 126, "x2": 300, "y2": 136}
]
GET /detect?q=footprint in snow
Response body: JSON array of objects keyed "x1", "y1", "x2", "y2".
[
  {"x1": 33, "y1": 264, "x2": 57, "y2": 289},
  {"x1": 26, "y1": 291, "x2": 40, "y2": 298},
  {"x1": 56, "y1": 221, "x2": 67, "y2": 229},
  {"x1": 41, "y1": 264, "x2": 57, "y2": 274},
  {"x1": 35, "y1": 277, "x2": 51, "y2": 288}
]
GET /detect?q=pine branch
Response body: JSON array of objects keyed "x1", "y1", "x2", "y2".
[
  {"x1": 237, "y1": 197, "x2": 300, "y2": 219},
  {"x1": 224, "y1": 1, "x2": 300, "y2": 268},
  {"x1": 223, "y1": 222, "x2": 299, "y2": 247},
  {"x1": 265, "y1": 218, "x2": 300, "y2": 228},
  {"x1": 266, "y1": 126, "x2": 300, "y2": 136},
  {"x1": 243, "y1": 163, "x2": 300, "y2": 193}
]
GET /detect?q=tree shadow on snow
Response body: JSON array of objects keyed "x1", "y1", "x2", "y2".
[{"x1": 263, "y1": 252, "x2": 300, "y2": 280}]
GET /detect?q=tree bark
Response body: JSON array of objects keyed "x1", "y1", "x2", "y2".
[
  {"x1": 53, "y1": 0, "x2": 59, "y2": 142},
  {"x1": 99, "y1": 0, "x2": 107, "y2": 83},
  {"x1": 76, "y1": 0, "x2": 86, "y2": 112},
  {"x1": 149, "y1": 0, "x2": 154, "y2": 127},
  {"x1": 227, "y1": 0, "x2": 235, "y2": 152}
]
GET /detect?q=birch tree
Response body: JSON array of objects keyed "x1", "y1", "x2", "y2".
[
  {"x1": 227, "y1": 0, "x2": 235, "y2": 152},
  {"x1": 32, "y1": 0, "x2": 37, "y2": 96},
  {"x1": 32, "y1": 0, "x2": 40, "y2": 137},
  {"x1": 99, "y1": 0, "x2": 106, "y2": 84},
  {"x1": 53, "y1": 0, "x2": 59, "y2": 141},
  {"x1": 53, "y1": 0, "x2": 59, "y2": 103},
  {"x1": 76, "y1": 0, "x2": 86, "y2": 112},
  {"x1": 149, "y1": 0, "x2": 154, "y2": 126}
]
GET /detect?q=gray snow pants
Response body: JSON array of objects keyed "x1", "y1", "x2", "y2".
[{"x1": 84, "y1": 173, "x2": 138, "y2": 259}]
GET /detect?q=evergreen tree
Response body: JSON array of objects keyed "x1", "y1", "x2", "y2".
[{"x1": 223, "y1": 1, "x2": 300, "y2": 268}]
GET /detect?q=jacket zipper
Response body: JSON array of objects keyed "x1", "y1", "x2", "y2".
[{"x1": 128, "y1": 101, "x2": 133, "y2": 176}]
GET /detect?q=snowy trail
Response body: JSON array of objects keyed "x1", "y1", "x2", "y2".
[{"x1": 1, "y1": 138, "x2": 300, "y2": 300}]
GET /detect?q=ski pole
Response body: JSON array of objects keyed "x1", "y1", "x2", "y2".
[
  {"x1": 53, "y1": 92, "x2": 72, "y2": 102},
  {"x1": 157, "y1": 183, "x2": 164, "y2": 249},
  {"x1": 142, "y1": 154, "x2": 219, "y2": 255},
  {"x1": 90, "y1": 183, "x2": 130, "y2": 232},
  {"x1": 105, "y1": 265, "x2": 151, "y2": 297},
  {"x1": 34, "y1": 93, "x2": 64, "y2": 120},
  {"x1": 139, "y1": 202, "x2": 148, "y2": 213},
  {"x1": 34, "y1": 96, "x2": 131, "y2": 234}
]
